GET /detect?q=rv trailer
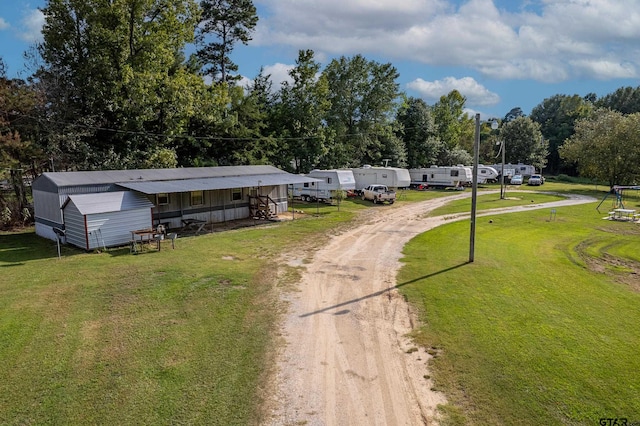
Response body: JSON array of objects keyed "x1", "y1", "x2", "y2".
[
  {"x1": 409, "y1": 165, "x2": 473, "y2": 189},
  {"x1": 490, "y1": 163, "x2": 537, "y2": 178},
  {"x1": 476, "y1": 165, "x2": 499, "y2": 183},
  {"x1": 350, "y1": 166, "x2": 411, "y2": 191},
  {"x1": 292, "y1": 169, "x2": 356, "y2": 202}
]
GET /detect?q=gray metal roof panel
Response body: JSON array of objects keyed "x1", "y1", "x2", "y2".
[
  {"x1": 116, "y1": 174, "x2": 319, "y2": 194},
  {"x1": 64, "y1": 191, "x2": 154, "y2": 215},
  {"x1": 34, "y1": 165, "x2": 286, "y2": 188}
]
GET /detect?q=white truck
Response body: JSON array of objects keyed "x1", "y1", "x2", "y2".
[{"x1": 361, "y1": 184, "x2": 396, "y2": 204}]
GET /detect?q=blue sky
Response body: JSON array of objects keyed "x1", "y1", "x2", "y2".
[{"x1": 1, "y1": 0, "x2": 639, "y2": 119}]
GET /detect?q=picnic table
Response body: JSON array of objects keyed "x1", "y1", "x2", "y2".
[
  {"x1": 609, "y1": 208, "x2": 637, "y2": 221},
  {"x1": 181, "y1": 218, "x2": 207, "y2": 234},
  {"x1": 130, "y1": 228, "x2": 158, "y2": 253}
]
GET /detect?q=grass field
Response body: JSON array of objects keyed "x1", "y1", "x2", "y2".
[
  {"x1": 1, "y1": 184, "x2": 638, "y2": 424},
  {"x1": 0, "y1": 203, "x2": 364, "y2": 425},
  {"x1": 398, "y1": 190, "x2": 640, "y2": 425}
]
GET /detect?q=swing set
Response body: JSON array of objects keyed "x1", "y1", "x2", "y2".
[{"x1": 596, "y1": 185, "x2": 640, "y2": 213}]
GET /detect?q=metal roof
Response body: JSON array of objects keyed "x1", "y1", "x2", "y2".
[
  {"x1": 116, "y1": 173, "x2": 319, "y2": 194},
  {"x1": 33, "y1": 165, "x2": 292, "y2": 189},
  {"x1": 63, "y1": 191, "x2": 154, "y2": 215}
]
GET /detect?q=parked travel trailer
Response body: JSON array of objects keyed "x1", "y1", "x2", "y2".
[
  {"x1": 476, "y1": 165, "x2": 499, "y2": 184},
  {"x1": 491, "y1": 163, "x2": 537, "y2": 178},
  {"x1": 350, "y1": 166, "x2": 411, "y2": 191},
  {"x1": 292, "y1": 169, "x2": 356, "y2": 202},
  {"x1": 409, "y1": 165, "x2": 473, "y2": 189}
]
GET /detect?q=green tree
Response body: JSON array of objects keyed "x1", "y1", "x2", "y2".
[
  {"x1": 499, "y1": 116, "x2": 548, "y2": 171},
  {"x1": 38, "y1": 0, "x2": 202, "y2": 169},
  {"x1": 432, "y1": 90, "x2": 474, "y2": 164},
  {"x1": 272, "y1": 50, "x2": 331, "y2": 173},
  {"x1": 560, "y1": 109, "x2": 640, "y2": 188},
  {"x1": 395, "y1": 96, "x2": 442, "y2": 168},
  {"x1": 504, "y1": 107, "x2": 524, "y2": 122},
  {"x1": 595, "y1": 86, "x2": 640, "y2": 114},
  {"x1": 323, "y1": 54, "x2": 401, "y2": 167},
  {"x1": 197, "y1": 0, "x2": 258, "y2": 83},
  {"x1": 530, "y1": 94, "x2": 592, "y2": 174}
]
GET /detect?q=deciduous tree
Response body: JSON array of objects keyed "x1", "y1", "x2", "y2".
[
  {"x1": 395, "y1": 97, "x2": 442, "y2": 168},
  {"x1": 560, "y1": 109, "x2": 640, "y2": 188},
  {"x1": 38, "y1": 0, "x2": 202, "y2": 169},
  {"x1": 323, "y1": 54, "x2": 401, "y2": 167},
  {"x1": 530, "y1": 94, "x2": 592, "y2": 174},
  {"x1": 499, "y1": 116, "x2": 547, "y2": 171}
]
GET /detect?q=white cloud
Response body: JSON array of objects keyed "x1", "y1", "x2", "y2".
[
  {"x1": 18, "y1": 9, "x2": 44, "y2": 42},
  {"x1": 0, "y1": 17, "x2": 10, "y2": 30},
  {"x1": 254, "y1": 0, "x2": 640, "y2": 82},
  {"x1": 262, "y1": 62, "x2": 294, "y2": 89},
  {"x1": 407, "y1": 76, "x2": 500, "y2": 107}
]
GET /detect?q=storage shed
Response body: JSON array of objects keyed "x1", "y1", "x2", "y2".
[{"x1": 62, "y1": 191, "x2": 154, "y2": 250}]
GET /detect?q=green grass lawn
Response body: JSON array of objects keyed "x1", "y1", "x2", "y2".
[
  {"x1": 0, "y1": 202, "x2": 364, "y2": 426},
  {"x1": 398, "y1": 200, "x2": 640, "y2": 425}
]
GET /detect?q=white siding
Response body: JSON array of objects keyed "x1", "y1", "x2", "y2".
[{"x1": 63, "y1": 198, "x2": 153, "y2": 250}]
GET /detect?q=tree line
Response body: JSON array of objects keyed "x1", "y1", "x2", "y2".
[{"x1": 2, "y1": 0, "x2": 640, "y2": 198}]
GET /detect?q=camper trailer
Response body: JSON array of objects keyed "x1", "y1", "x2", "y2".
[
  {"x1": 292, "y1": 169, "x2": 356, "y2": 202},
  {"x1": 409, "y1": 166, "x2": 473, "y2": 189},
  {"x1": 491, "y1": 163, "x2": 537, "y2": 178},
  {"x1": 476, "y1": 165, "x2": 499, "y2": 184},
  {"x1": 350, "y1": 166, "x2": 411, "y2": 191}
]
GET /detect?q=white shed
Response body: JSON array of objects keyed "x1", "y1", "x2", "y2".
[{"x1": 62, "y1": 191, "x2": 154, "y2": 250}]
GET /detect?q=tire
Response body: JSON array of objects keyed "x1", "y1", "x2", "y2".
[{"x1": 389, "y1": 200, "x2": 394, "y2": 204}]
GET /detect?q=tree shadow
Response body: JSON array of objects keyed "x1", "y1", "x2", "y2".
[{"x1": 299, "y1": 262, "x2": 468, "y2": 318}]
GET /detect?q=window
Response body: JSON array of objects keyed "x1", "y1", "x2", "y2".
[
  {"x1": 232, "y1": 188, "x2": 242, "y2": 201},
  {"x1": 157, "y1": 193, "x2": 169, "y2": 205},
  {"x1": 382, "y1": 174, "x2": 388, "y2": 178},
  {"x1": 327, "y1": 178, "x2": 332, "y2": 184},
  {"x1": 303, "y1": 182, "x2": 310, "y2": 188},
  {"x1": 451, "y1": 170, "x2": 459, "y2": 177},
  {"x1": 190, "y1": 190, "x2": 203, "y2": 206}
]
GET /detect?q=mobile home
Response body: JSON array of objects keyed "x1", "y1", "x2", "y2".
[
  {"x1": 409, "y1": 166, "x2": 473, "y2": 188},
  {"x1": 32, "y1": 165, "x2": 317, "y2": 246},
  {"x1": 292, "y1": 169, "x2": 355, "y2": 202},
  {"x1": 350, "y1": 166, "x2": 411, "y2": 191}
]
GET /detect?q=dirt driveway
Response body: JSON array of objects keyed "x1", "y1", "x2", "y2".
[{"x1": 266, "y1": 192, "x2": 595, "y2": 425}]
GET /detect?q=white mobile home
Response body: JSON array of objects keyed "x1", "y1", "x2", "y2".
[
  {"x1": 292, "y1": 169, "x2": 355, "y2": 202},
  {"x1": 409, "y1": 166, "x2": 473, "y2": 188},
  {"x1": 350, "y1": 166, "x2": 411, "y2": 191},
  {"x1": 32, "y1": 165, "x2": 317, "y2": 246}
]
